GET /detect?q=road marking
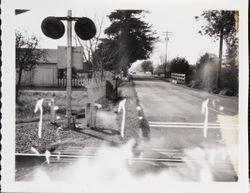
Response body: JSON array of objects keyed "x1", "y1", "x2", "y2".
[
  {"x1": 149, "y1": 121, "x2": 238, "y2": 126},
  {"x1": 149, "y1": 121, "x2": 238, "y2": 130},
  {"x1": 149, "y1": 124, "x2": 238, "y2": 130}
]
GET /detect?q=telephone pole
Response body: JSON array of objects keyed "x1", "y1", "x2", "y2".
[{"x1": 163, "y1": 31, "x2": 172, "y2": 77}]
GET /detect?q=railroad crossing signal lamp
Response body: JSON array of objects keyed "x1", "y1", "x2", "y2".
[
  {"x1": 41, "y1": 17, "x2": 65, "y2": 39},
  {"x1": 41, "y1": 16, "x2": 96, "y2": 40},
  {"x1": 75, "y1": 17, "x2": 96, "y2": 40}
]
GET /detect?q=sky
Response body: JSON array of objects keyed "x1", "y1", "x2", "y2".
[{"x1": 15, "y1": 7, "x2": 221, "y2": 67}]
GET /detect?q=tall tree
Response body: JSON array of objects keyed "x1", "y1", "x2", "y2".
[
  {"x1": 93, "y1": 38, "x2": 123, "y2": 72},
  {"x1": 104, "y1": 10, "x2": 158, "y2": 75},
  {"x1": 16, "y1": 31, "x2": 46, "y2": 100},
  {"x1": 195, "y1": 10, "x2": 239, "y2": 88}
]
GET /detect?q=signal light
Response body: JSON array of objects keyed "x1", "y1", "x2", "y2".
[
  {"x1": 75, "y1": 17, "x2": 96, "y2": 40},
  {"x1": 41, "y1": 17, "x2": 65, "y2": 39}
]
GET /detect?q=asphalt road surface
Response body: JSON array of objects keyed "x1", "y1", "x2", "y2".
[{"x1": 132, "y1": 74, "x2": 238, "y2": 181}]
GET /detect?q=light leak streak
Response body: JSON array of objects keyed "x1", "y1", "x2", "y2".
[
  {"x1": 136, "y1": 106, "x2": 141, "y2": 111},
  {"x1": 56, "y1": 126, "x2": 62, "y2": 143},
  {"x1": 34, "y1": 98, "x2": 44, "y2": 139},
  {"x1": 118, "y1": 99, "x2": 126, "y2": 139},
  {"x1": 45, "y1": 150, "x2": 51, "y2": 164},
  {"x1": 31, "y1": 147, "x2": 40, "y2": 155},
  {"x1": 199, "y1": 164, "x2": 213, "y2": 181},
  {"x1": 202, "y1": 99, "x2": 209, "y2": 138},
  {"x1": 57, "y1": 152, "x2": 61, "y2": 160}
]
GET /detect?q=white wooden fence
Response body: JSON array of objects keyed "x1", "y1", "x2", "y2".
[{"x1": 171, "y1": 73, "x2": 186, "y2": 84}]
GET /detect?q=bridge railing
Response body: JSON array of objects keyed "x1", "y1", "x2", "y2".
[{"x1": 171, "y1": 73, "x2": 186, "y2": 84}]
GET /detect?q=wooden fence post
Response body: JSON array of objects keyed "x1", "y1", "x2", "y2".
[
  {"x1": 50, "y1": 98, "x2": 56, "y2": 123},
  {"x1": 86, "y1": 103, "x2": 97, "y2": 128}
]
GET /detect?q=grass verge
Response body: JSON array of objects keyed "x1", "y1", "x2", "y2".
[{"x1": 16, "y1": 80, "x2": 144, "y2": 153}]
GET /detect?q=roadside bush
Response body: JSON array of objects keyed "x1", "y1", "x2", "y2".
[
  {"x1": 169, "y1": 57, "x2": 192, "y2": 84},
  {"x1": 169, "y1": 57, "x2": 190, "y2": 75}
]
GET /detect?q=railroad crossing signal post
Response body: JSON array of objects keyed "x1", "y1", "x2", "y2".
[
  {"x1": 66, "y1": 10, "x2": 73, "y2": 128},
  {"x1": 41, "y1": 10, "x2": 96, "y2": 129}
]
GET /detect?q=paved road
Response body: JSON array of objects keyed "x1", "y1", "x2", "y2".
[
  {"x1": 133, "y1": 75, "x2": 238, "y2": 123},
  {"x1": 132, "y1": 74, "x2": 238, "y2": 181}
]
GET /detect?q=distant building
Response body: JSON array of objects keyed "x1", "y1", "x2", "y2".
[{"x1": 17, "y1": 47, "x2": 88, "y2": 87}]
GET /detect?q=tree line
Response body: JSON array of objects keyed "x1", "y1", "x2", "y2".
[{"x1": 152, "y1": 10, "x2": 239, "y2": 96}]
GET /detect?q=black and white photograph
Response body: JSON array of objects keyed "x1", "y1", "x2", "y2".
[{"x1": 1, "y1": 0, "x2": 249, "y2": 192}]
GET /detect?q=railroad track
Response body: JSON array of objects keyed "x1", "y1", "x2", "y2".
[
  {"x1": 16, "y1": 146, "x2": 232, "y2": 165},
  {"x1": 15, "y1": 146, "x2": 237, "y2": 181}
]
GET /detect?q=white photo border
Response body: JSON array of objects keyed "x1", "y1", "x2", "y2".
[{"x1": 1, "y1": 0, "x2": 249, "y2": 192}]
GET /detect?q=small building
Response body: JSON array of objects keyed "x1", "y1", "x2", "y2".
[{"x1": 17, "y1": 47, "x2": 87, "y2": 88}]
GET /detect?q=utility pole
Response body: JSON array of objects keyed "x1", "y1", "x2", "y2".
[
  {"x1": 66, "y1": 10, "x2": 72, "y2": 128},
  {"x1": 217, "y1": 10, "x2": 225, "y2": 90},
  {"x1": 163, "y1": 31, "x2": 172, "y2": 78}
]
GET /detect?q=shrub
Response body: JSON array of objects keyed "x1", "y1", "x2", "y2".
[{"x1": 169, "y1": 57, "x2": 190, "y2": 75}]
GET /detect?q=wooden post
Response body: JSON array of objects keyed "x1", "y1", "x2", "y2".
[
  {"x1": 217, "y1": 26, "x2": 224, "y2": 89},
  {"x1": 50, "y1": 98, "x2": 55, "y2": 123},
  {"x1": 217, "y1": 10, "x2": 224, "y2": 90},
  {"x1": 66, "y1": 10, "x2": 72, "y2": 128},
  {"x1": 86, "y1": 103, "x2": 97, "y2": 128}
]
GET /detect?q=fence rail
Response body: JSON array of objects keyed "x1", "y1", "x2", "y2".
[
  {"x1": 57, "y1": 78, "x2": 86, "y2": 88},
  {"x1": 171, "y1": 73, "x2": 186, "y2": 84},
  {"x1": 57, "y1": 71, "x2": 114, "y2": 88}
]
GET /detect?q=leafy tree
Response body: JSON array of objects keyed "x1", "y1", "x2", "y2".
[
  {"x1": 93, "y1": 38, "x2": 123, "y2": 72},
  {"x1": 104, "y1": 10, "x2": 158, "y2": 75},
  {"x1": 225, "y1": 36, "x2": 239, "y2": 67},
  {"x1": 169, "y1": 57, "x2": 190, "y2": 75},
  {"x1": 196, "y1": 52, "x2": 217, "y2": 70},
  {"x1": 141, "y1": 60, "x2": 154, "y2": 73},
  {"x1": 195, "y1": 10, "x2": 239, "y2": 88},
  {"x1": 223, "y1": 37, "x2": 238, "y2": 95},
  {"x1": 16, "y1": 31, "x2": 46, "y2": 100},
  {"x1": 195, "y1": 11, "x2": 238, "y2": 44}
]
